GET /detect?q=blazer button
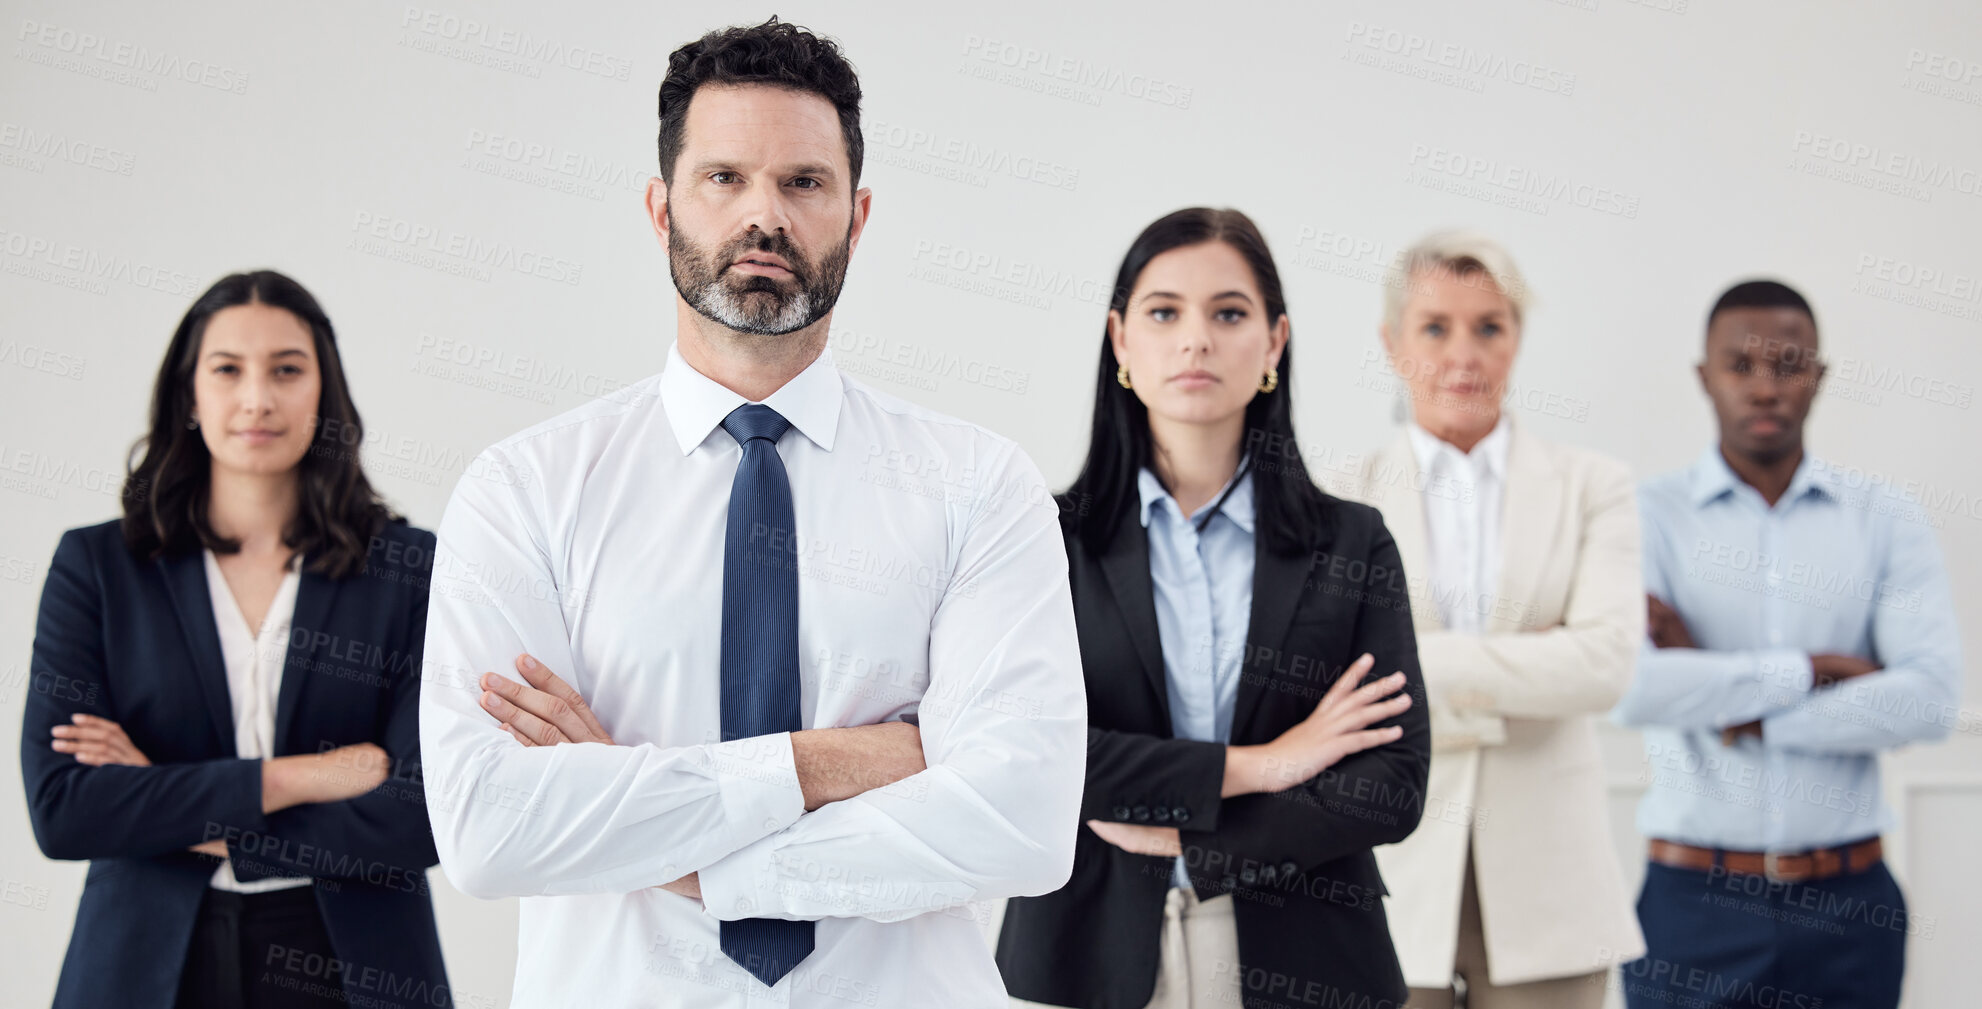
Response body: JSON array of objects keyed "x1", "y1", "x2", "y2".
[
  {"x1": 1280, "y1": 860, "x2": 1298, "y2": 878},
  {"x1": 1112, "y1": 806, "x2": 1132, "y2": 820},
  {"x1": 1152, "y1": 806, "x2": 1170, "y2": 823},
  {"x1": 1172, "y1": 807, "x2": 1190, "y2": 824},
  {"x1": 1220, "y1": 873, "x2": 1237, "y2": 889},
  {"x1": 1132, "y1": 805, "x2": 1151, "y2": 822},
  {"x1": 1240, "y1": 867, "x2": 1258, "y2": 886}
]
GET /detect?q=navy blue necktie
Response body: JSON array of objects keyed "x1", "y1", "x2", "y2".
[{"x1": 716, "y1": 404, "x2": 813, "y2": 988}]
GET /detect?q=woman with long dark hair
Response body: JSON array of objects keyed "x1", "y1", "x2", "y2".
[
  {"x1": 996, "y1": 209, "x2": 1431, "y2": 1009},
  {"x1": 20, "y1": 270, "x2": 451, "y2": 1009}
]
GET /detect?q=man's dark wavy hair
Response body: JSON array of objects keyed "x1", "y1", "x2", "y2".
[{"x1": 656, "y1": 16, "x2": 864, "y2": 190}]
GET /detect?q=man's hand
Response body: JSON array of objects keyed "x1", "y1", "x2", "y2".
[
  {"x1": 480, "y1": 654, "x2": 615, "y2": 746},
  {"x1": 1717, "y1": 656, "x2": 1882, "y2": 746},
  {"x1": 1647, "y1": 595, "x2": 1697, "y2": 649},
  {"x1": 50, "y1": 713, "x2": 151, "y2": 766},
  {"x1": 1811, "y1": 654, "x2": 1882, "y2": 690},
  {"x1": 1087, "y1": 820, "x2": 1182, "y2": 857},
  {"x1": 487, "y1": 656, "x2": 926, "y2": 807},
  {"x1": 1719, "y1": 721, "x2": 1764, "y2": 746},
  {"x1": 489, "y1": 657, "x2": 929, "y2": 895},
  {"x1": 485, "y1": 656, "x2": 732, "y2": 902}
]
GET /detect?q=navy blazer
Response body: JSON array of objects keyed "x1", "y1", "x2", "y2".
[{"x1": 20, "y1": 518, "x2": 450, "y2": 1009}]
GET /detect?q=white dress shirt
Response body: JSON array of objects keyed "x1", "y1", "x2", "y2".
[
  {"x1": 420, "y1": 341, "x2": 1086, "y2": 1008},
  {"x1": 201, "y1": 549, "x2": 309, "y2": 893},
  {"x1": 1406, "y1": 417, "x2": 1510, "y2": 634}
]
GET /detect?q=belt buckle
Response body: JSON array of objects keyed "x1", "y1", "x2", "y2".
[{"x1": 1762, "y1": 849, "x2": 1804, "y2": 884}]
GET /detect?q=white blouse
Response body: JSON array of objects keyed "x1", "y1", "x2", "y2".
[
  {"x1": 1406, "y1": 417, "x2": 1511, "y2": 634},
  {"x1": 201, "y1": 549, "x2": 308, "y2": 893}
]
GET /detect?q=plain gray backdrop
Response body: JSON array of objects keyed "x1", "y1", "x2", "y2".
[{"x1": 3, "y1": 1, "x2": 1978, "y2": 1005}]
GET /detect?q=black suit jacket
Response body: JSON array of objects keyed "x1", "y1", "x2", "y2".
[
  {"x1": 20, "y1": 519, "x2": 449, "y2": 1009},
  {"x1": 997, "y1": 492, "x2": 1431, "y2": 1009}
]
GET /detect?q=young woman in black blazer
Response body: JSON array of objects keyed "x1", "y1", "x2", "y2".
[
  {"x1": 20, "y1": 271, "x2": 450, "y2": 1009},
  {"x1": 996, "y1": 209, "x2": 1432, "y2": 1009}
]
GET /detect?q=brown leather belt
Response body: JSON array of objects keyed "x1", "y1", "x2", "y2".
[{"x1": 1648, "y1": 837, "x2": 1882, "y2": 883}]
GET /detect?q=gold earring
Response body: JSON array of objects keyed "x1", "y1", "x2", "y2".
[
  {"x1": 1116, "y1": 364, "x2": 1133, "y2": 389},
  {"x1": 1258, "y1": 368, "x2": 1279, "y2": 394}
]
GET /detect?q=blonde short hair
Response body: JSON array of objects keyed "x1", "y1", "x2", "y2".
[{"x1": 1382, "y1": 230, "x2": 1532, "y2": 332}]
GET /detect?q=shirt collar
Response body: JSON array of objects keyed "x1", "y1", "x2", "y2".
[
  {"x1": 1137, "y1": 453, "x2": 1256, "y2": 534},
  {"x1": 1688, "y1": 443, "x2": 1837, "y2": 507},
  {"x1": 1406, "y1": 414, "x2": 1511, "y2": 482},
  {"x1": 659, "y1": 340, "x2": 843, "y2": 456}
]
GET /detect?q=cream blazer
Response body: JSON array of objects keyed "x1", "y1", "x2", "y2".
[{"x1": 1347, "y1": 423, "x2": 1645, "y2": 987}]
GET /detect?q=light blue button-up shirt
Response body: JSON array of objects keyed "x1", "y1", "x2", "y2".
[
  {"x1": 1614, "y1": 444, "x2": 1963, "y2": 851},
  {"x1": 1138, "y1": 458, "x2": 1255, "y2": 886}
]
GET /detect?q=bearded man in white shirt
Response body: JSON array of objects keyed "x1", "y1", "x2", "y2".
[{"x1": 417, "y1": 17, "x2": 1087, "y2": 1008}]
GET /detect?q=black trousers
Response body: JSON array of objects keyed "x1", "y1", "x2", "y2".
[{"x1": 175, "y1": 885, "x2": 349, "y2": 1009}]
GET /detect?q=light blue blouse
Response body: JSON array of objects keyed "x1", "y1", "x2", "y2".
[{"x1": 1137, "y1": 458, "x2": 1256, "y2": 886}]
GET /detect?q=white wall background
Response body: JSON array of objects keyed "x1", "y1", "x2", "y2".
[{"x1": 2, "y1": 1, "x2": 1978, "y2": 1005}]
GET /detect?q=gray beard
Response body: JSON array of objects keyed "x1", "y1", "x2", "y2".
[
  {"x1": 685, "y1": 278, "x2": 817, "y2": 336},
  {"x1": 666, "y1": 207, "x2": 852, "y2": 338}
]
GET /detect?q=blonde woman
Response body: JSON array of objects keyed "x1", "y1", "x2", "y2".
[{"x1": 1347, "y1": 232, "x2": 1644, "y2": 1008}]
